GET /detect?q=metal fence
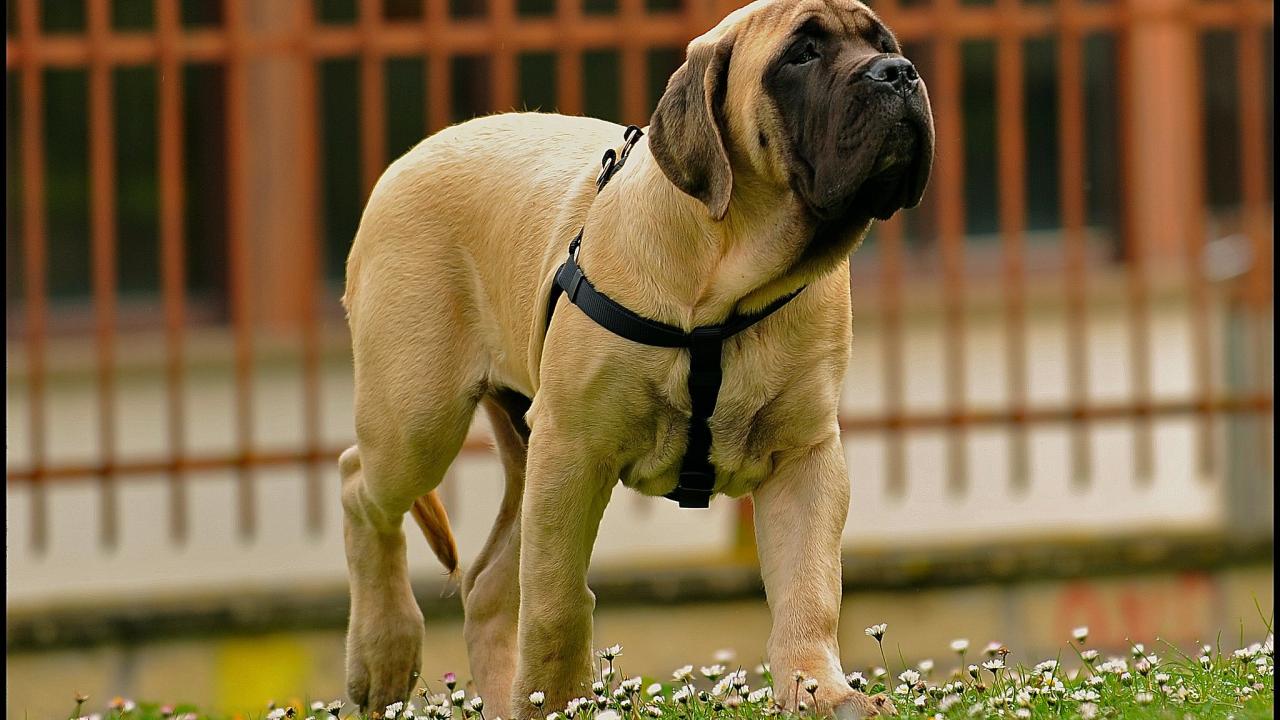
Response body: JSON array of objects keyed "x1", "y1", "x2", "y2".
[{"x1": 5, "y1": 0, "x2": 1273, "y2": 555}]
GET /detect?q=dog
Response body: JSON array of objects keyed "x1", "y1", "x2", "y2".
[{"x1": 339, "y1": 0, "x2": 934, "y2": 715}]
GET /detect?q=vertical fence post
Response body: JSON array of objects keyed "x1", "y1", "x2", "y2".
[{"x1": 1120, "y1": 0, "x2": 1203, "y2": 483}]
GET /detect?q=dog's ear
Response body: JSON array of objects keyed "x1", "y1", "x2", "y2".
[{"x1": 648, "y1": 31, "x2": 736, "y2": 221}]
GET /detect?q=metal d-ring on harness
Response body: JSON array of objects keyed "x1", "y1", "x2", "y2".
[{"x1": 544, "y1": 126, "x2": 805, "y2": 508}]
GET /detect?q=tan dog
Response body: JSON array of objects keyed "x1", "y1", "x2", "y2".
[{"x1": 340, "y1": 0, "x2": 934, "y2": 715}]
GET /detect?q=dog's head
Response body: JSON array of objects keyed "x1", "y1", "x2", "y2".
[{"x1": 649, "y1": 0, "x2": 934, "y2": 232}]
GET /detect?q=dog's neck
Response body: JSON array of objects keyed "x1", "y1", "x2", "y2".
[{"x1": 579, "y1": 139, "x2": 824, "y2": 330}]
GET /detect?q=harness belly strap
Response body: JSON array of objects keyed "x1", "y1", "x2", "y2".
[{"x1": 543, "y1": 127, "x2": 804, "y2": 508}]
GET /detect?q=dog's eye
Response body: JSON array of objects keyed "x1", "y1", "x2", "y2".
[{"x1": 789, "y1": 41, "x2": 820, "y2": 65}]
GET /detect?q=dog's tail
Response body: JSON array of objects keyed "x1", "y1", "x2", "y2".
[{"x1": 409, "y1": 490, "x2": 463, "y2": 594}]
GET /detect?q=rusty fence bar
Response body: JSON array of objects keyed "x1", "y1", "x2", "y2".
[
  {"x1": 225, "y1": 0, "x2": 257, "y2": 540},
  {"x1": 1183, "y1": 18, "x2": 1213, "y2": 481},
  {"x1": 930, "y1": 0, "x2": 969, "y2": 496},
  {"x1": 1116, "y1": 24, "x2": 1155, "y2": 486},
  {"x1": 156, "y1": 0, "x2": 189, "y2": 541},
  {"x1": 1055, "y1": 0, "x2": 1091, "y2": 489},
  {"x1": 298, "y1": 1, "x2": 326, "y2": 536},
  {"x1": 994, "y1": 0, "x2": 1029, "y2": 493},
  {"x1": 4, "y1": 0, "x2": 1274, "y2": 553},
  {"x1": 17, "y1": 0, "x2": 49, "y2": 551},
  {"x1": 87, "y1": 0, "x2": 119, "y2": 546}
]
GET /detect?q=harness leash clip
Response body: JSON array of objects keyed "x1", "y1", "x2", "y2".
[
  {"x1": 568, "y1": 229, "x2": 583, "y2": 259},
  {"x1": 594, "y1": 125, "x2": 646, "y2": 193},
  {"x1": 595, "y1": 149, "x2": 619, "y2": 192}
]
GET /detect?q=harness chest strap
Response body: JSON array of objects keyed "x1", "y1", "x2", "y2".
[{"x1": 543, "y1": 127, "x2": 805, "y2": 509}]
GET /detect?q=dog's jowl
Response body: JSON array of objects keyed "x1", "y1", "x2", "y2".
[{"x1": 339, "y1": 0, "x2": 934, "y2": 715}]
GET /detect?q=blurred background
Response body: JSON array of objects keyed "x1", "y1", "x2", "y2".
[{"x1": 5, "y1": 0, "x2": 1273, "y2": 716}]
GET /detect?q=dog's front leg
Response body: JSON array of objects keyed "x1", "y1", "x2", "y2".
[
  {"x1": 753, "y1": 435, "x2": 897, "y2": 718},
  {"x1": 510, "y1": 427, "x2": 615, "y2": 718}
]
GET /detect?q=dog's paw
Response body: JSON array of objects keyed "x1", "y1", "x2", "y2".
[
  {"x1": 831, "y1": 691, "x2": 898, "y2": 718},
  {"x1": 345, "y1": 603, "x2": 425, "y2": 713}
]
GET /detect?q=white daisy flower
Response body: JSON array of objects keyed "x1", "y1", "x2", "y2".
[
  {"x1": 1072, "y1": 626, "x2": 1089, "y2": 643},
  {"x1": 672, "y1": 665, "x2": 694, "y2": 682},
  {"x1": 529, "y1": 692, "x2": 545, "y2": 708},
  {"x1": 950, "y1": 639, "x2": 970, "y2": 653},
  {"x1": 645, "y1": 684, "x2": 662, "y2": 698},
  {"x1": 747, "y1": 688, "x2": 772, "y2": 704},
  {"x1": 899, "y1": 669, "x2": 921, "y2": 685},
  {"x1": 598, "y1": 645, "x2": 623, "y2": 660},
  {"x1": 845, "y1": 672, "x2": 867, "y2": 690},
  {"x1": 865, "y1": 623, "x2": 888, "y2": 641},
  {"x1": 1033, "y1": 660, "x2": 1058, "y2": 674},
  {"x1": 701, "y1": 664, "x2": 726, "y2": 681},
  {"x1": 802, "y1": 678, "x2": 819, "y2": 693}
]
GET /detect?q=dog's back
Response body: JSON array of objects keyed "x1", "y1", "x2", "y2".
[{"x1": 343, "y1": 112, "x2": 629, "y2": 398}]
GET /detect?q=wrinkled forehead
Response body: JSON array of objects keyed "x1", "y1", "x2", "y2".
[{"x1": 722, "y1": 0, "x2": 882, "y2": 44}]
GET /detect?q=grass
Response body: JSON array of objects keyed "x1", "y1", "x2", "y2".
[{"x1": 64, "y1": 624, "x2": 1274, "y2": 720}]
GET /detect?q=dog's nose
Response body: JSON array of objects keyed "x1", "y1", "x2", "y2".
[{"x1": 866, "y1": 56, "x2": 919, "y2": 95}]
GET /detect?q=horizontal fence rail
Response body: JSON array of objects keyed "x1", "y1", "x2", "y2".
[{"x1": 5, "y1": 0, "x2": 1274, "y2": 556}]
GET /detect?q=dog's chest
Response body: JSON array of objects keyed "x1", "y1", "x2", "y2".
[{"x1": 616, "y1": 351, "x2": 826, "y2": 499}]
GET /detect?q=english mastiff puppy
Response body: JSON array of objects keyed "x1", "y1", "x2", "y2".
[{"x1": 340, "y1": 0, "x2": 933, "y2": 715}]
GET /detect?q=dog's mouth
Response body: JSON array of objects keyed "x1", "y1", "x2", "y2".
[{"x1": 799, "y1": 119, "x2": 925, "y2": 223}]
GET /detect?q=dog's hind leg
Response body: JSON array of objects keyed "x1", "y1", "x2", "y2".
[
  {"x1": 462, "y1": 389, "x2": 531, "y2": 718},
  {"x1": 341, "y1": 326, "x2": 484, "y2": 713}
]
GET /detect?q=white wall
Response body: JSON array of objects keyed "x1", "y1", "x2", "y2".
[{"x1": 6, "y1": 276, "x2": 1238, "y2": 608}]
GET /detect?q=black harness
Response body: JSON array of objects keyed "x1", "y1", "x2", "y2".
[{"x1": 545, "y1": 126, "x2": 805, "y2": 508}]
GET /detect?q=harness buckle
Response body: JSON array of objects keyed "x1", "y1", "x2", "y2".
[
  {"x1": 690, "y1": 326, "x2": 724, "y2": 346},
  {"x1": 669, "y1": 471, "x2": 714, "y2": 508},
  {"x1": 566, "y1": 265, "x2": 587, "y2": 302}
]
